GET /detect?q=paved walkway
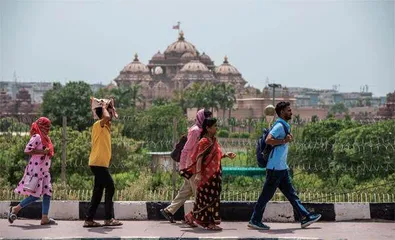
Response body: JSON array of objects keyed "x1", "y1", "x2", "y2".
[{"x1": 0, "y1": 219, "x2": 394, "y2": 240}]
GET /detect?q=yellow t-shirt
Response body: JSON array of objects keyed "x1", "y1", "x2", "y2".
[{"x1": 89, "y1": 120, "x2": 111, "y2": 167}]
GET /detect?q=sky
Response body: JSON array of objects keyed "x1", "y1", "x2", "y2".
[{"x1": 0, "y1": 0, "x2": 394, "y2": 97}]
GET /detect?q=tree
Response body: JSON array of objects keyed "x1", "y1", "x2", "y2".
[
  {"x1": 109, "y1": 85, "x2": 143, "y2": 110},
  {"x1": 216, "y1": 83, "x2": 236, "y2": 123},
  {"x1": 172, "y1": 89, "x2": 189, "y2": 114},
  {"x1": 293, "y1": 114, "x2": 302, "y2": 125},
  {"x1": 152, "y1": 98, "x2": 170, "y2": 106},
  {"x1": 126, "y1": 103, "x2": 187, "y2": 151},
  {"x1": 184, "y1": 83, "x2": 208, "y2": 110},
  {"x1": 41, "y1": 81, "x2": 93, "y2": 131},
  {"x1": 129, "y1": 84, "x2": 143, "y2": 110},
  {"x1": 329, "y1": 103, "x2": 348, "y2": 115},
  {"x1": 95, "y1": 87, "x2": 112, "y2": 99}
]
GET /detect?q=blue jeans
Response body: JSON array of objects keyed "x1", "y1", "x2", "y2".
[
  {"x1": 250, "y1": 169, "x2": 310, "y2": 223},
  {"x1": 19, "y1": 194, "x2": 51, "y2": 215}
]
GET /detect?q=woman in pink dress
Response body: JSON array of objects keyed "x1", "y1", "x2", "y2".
[{"x1": 8, "y1": 117, "x2": 56, "y2": 225}]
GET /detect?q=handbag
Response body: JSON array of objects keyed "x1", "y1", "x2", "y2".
[
  {"x1": 170, "y1": 135, "x2": 188, "y2": 162},
  {"x1": 23, "y1": 175, "x2": 39, "y2": 192}
]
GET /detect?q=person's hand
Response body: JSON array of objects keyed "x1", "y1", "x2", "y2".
[
  {"x1": 285, "y1": 134, "x2": 293, "y2": 143},
  {"x1": 43, "y1": 148, "x2": 50, "y2": 155},
  {"x1": 225, "y1": 152, "x2": 236, "y2": 159},
  {"x1": 194, "y1": 173, "x2": 201, "y2": 186}
]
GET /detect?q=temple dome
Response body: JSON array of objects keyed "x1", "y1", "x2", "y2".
[
  {"x1": 122, "y1": 54, "x2": 150, "y2": 73},
  {"x1": 173, "y1": 60, "x2": 216, "y2": 82},
  {"x1": 215, "y1": 56, "x2": 241, "y2": 75},
  {"x1": 180, "y1": 60, "x2": 209, "y2": 72},
  {"x1": 151, "y1": 51, "x2": 165, "y2": 60},
  {"x1": 200, "y1": 52, "x2": 211, "y2": 62},
  {"x1": 181, "y1": 52, "x2": 196, "y2": 61},
  {"x1": 164, "y1": 31, "x2": 197, "y2": 55}
]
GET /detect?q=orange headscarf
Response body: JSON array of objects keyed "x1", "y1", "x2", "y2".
[{"x1": 30, "y1": 117, "x2": 54, "y2": 157}]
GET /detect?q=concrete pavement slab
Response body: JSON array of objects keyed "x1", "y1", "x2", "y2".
[{"x1": 0, "y1": 220, "x2": 394, "y2": 240}]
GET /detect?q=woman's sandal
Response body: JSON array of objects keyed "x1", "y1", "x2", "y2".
[
  {"x1": 103, "y1": 218, "x2": 123, "y2": 226},
  {"x1": 83, "y1": 220, "x2": 102, "y2": 228},
  {"x1": 41, "y1": 218, "x2": 57, "y2": 225},
  {"x1": 205, "y1": 224, "x2": 222, "y2": 231},
  {"x1": 8, "y1": 207, "x2": 17, "y2": 224},
  {"x1": 184, "y1": 212, "x2": 197, "y2": 228}
]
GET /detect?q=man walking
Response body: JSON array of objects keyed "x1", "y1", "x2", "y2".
[{"x1": 248, "y1": 102, "x2": 321, "y2": 230}]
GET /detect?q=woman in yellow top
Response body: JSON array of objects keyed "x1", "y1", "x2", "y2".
[{"x1": 83, "y1": 101, "x2": 123, "y2": 227}]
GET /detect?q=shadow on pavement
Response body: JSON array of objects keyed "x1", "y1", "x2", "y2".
[
  {"x1": 87, "y1": 226, "x2": 122, "y2": 234},
  {"x1": 9, "y1": 224, "x2": 52, "y2": 230},
  {"x1": 267, "y1": 227, "x2": 321, "y2": 234},
  {"x1": 181, "y1": 228, "x2": 238, "y2": 234}
]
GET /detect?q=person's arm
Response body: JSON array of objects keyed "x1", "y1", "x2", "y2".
[
  {"x1": 265, "y1": 134, "x2": 291, "y2": 146},
  {"x1": 222, "y1": 152, "x2": 236, "y2": 159},
  {"x1": 25, "y1": 149, "x2": 50, "y2": 155},
  {"x1": 265, "y1": 123, "x2": 292, "y2": 146},
  {"x1": 100, "y1": 104, "x2": 111, "y2": 128},
  {"x1": 24, "y1": 135, "x2": 49, "y2": 155}
]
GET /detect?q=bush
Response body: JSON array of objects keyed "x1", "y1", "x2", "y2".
[
  {"x1": 217, "y1": 130, "x2": 229, "y2": 138},
  {"x1": 229, "y1": 132, "x2": 240, "y2": 138},
  {"x1": 240, "y1": 132, "x2": 250, "y2": 138}
]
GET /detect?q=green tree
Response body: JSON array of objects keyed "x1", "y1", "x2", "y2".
[
  {"x1": 123, "y1": 103, "x2": 187, "y2": 151},
  {"x1": 172, "y1": 89, "x2": 189, "y2": 114},
  {"x1": 41, "y1": 81, "x2": 93, "y2": 131},
  {"x1": 129, "y1": 84, "x2": 143, "y2": 110},
  {"x1": 185, "y1": 83, "x2": 219, "y2": 111},
  {"x1": 216, "y1": 83, "x2": 236, "y2": 123},
  {"x1": 329, "y1": 103, "x2": 348, "y2": 115},
  {"x1": 110, "y1": 85, "x2": 143, "y2": 110},
  {"x1": 152, "y1": 98, "x2": 170, "y2": 106}
]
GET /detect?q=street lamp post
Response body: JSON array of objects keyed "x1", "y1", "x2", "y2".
[{"x1": 268, "y1": 83, "x2": 282, "y2": 106}]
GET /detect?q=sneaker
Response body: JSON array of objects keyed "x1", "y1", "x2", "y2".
[
  {"x1": 8, "y1": 207, "x2": 17, "y2": 224},
  {"x1": 247, "y1": 220, "x2": 270, "y2": 230},
  {"x1": 301, "y1": 213, "x2": 321, "y2": 228},
  {"x1": 160, "y1": 208, "x2": 175, "y2": 223}
]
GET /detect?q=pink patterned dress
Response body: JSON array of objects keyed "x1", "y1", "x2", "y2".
[{"x1": 14, "y1": 134, "x2": 53, "y2": 198}]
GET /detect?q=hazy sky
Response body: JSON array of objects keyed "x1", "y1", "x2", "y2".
[{"x1": 0, "y1": 0, "x2": 394, "y2": 96}]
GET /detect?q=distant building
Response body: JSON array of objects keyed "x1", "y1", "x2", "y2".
[
  {"x1": 0, "y1": 81, "x2": 53, "y2": 103},
  {"x1": 377, "y1": 92, "x2": 395, "y2": 119}
]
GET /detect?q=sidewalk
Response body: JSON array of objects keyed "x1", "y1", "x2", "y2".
[{"x1": 0, "y1": 220, "x2": 394, "y2": 240}]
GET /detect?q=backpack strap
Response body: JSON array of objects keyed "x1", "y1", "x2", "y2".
[{"x1": 277, "y1": 121, "x2": 290, "y2": 137}]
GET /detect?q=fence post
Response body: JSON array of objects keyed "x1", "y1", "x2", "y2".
[
  {"x1": 172, "y1": 117, "x2": 178, "y2": 198},
  {"x1": 61, "y1": 116, "x2": 67, "y2": 185}
]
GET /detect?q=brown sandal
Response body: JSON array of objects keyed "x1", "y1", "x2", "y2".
[
  {"x1": 184, "y1": 212, "x2": 197, "y2": 227},
  {"x1": 103, "y1": 218, "x2": 123, "y2": 226},
  {"x1": 41, "y1": 218, "x2": 57, "y2": 225},
  {"x1": 205, "y1": 224, "x2": 222, "y2": 231},
  {"x1": 83, "y1": 220, "x2": 102, "y2": 228}
]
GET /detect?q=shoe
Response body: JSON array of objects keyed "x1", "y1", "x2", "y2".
[
  {"x1": 8, "y1": 207, "x2": 17, "y2": 224},
  {"x1": 301, "y1": 213, "x2": 321, "y2": 228},
  {"x1": 247, "y1": 220, "x2": 270, "y2": 230},
  {"x1": 160, "y1": 208, "x2": 175, "y2": 223}
]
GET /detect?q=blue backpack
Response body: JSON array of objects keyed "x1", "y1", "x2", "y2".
[{"x1": 256, "y1": 122, "x2": 289, "y2": 168}]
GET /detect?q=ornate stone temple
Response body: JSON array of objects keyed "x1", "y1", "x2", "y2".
[{"x1": 114, "y1": 31, "x2": 247, "y2": 104}]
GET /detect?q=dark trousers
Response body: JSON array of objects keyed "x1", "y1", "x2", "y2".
[
  {"x1": 250, "y1": 169, "x2": 310, "y2": 223},
  {"x1": 86, "y1": 166, "x2": 115, "y2": 221}
]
